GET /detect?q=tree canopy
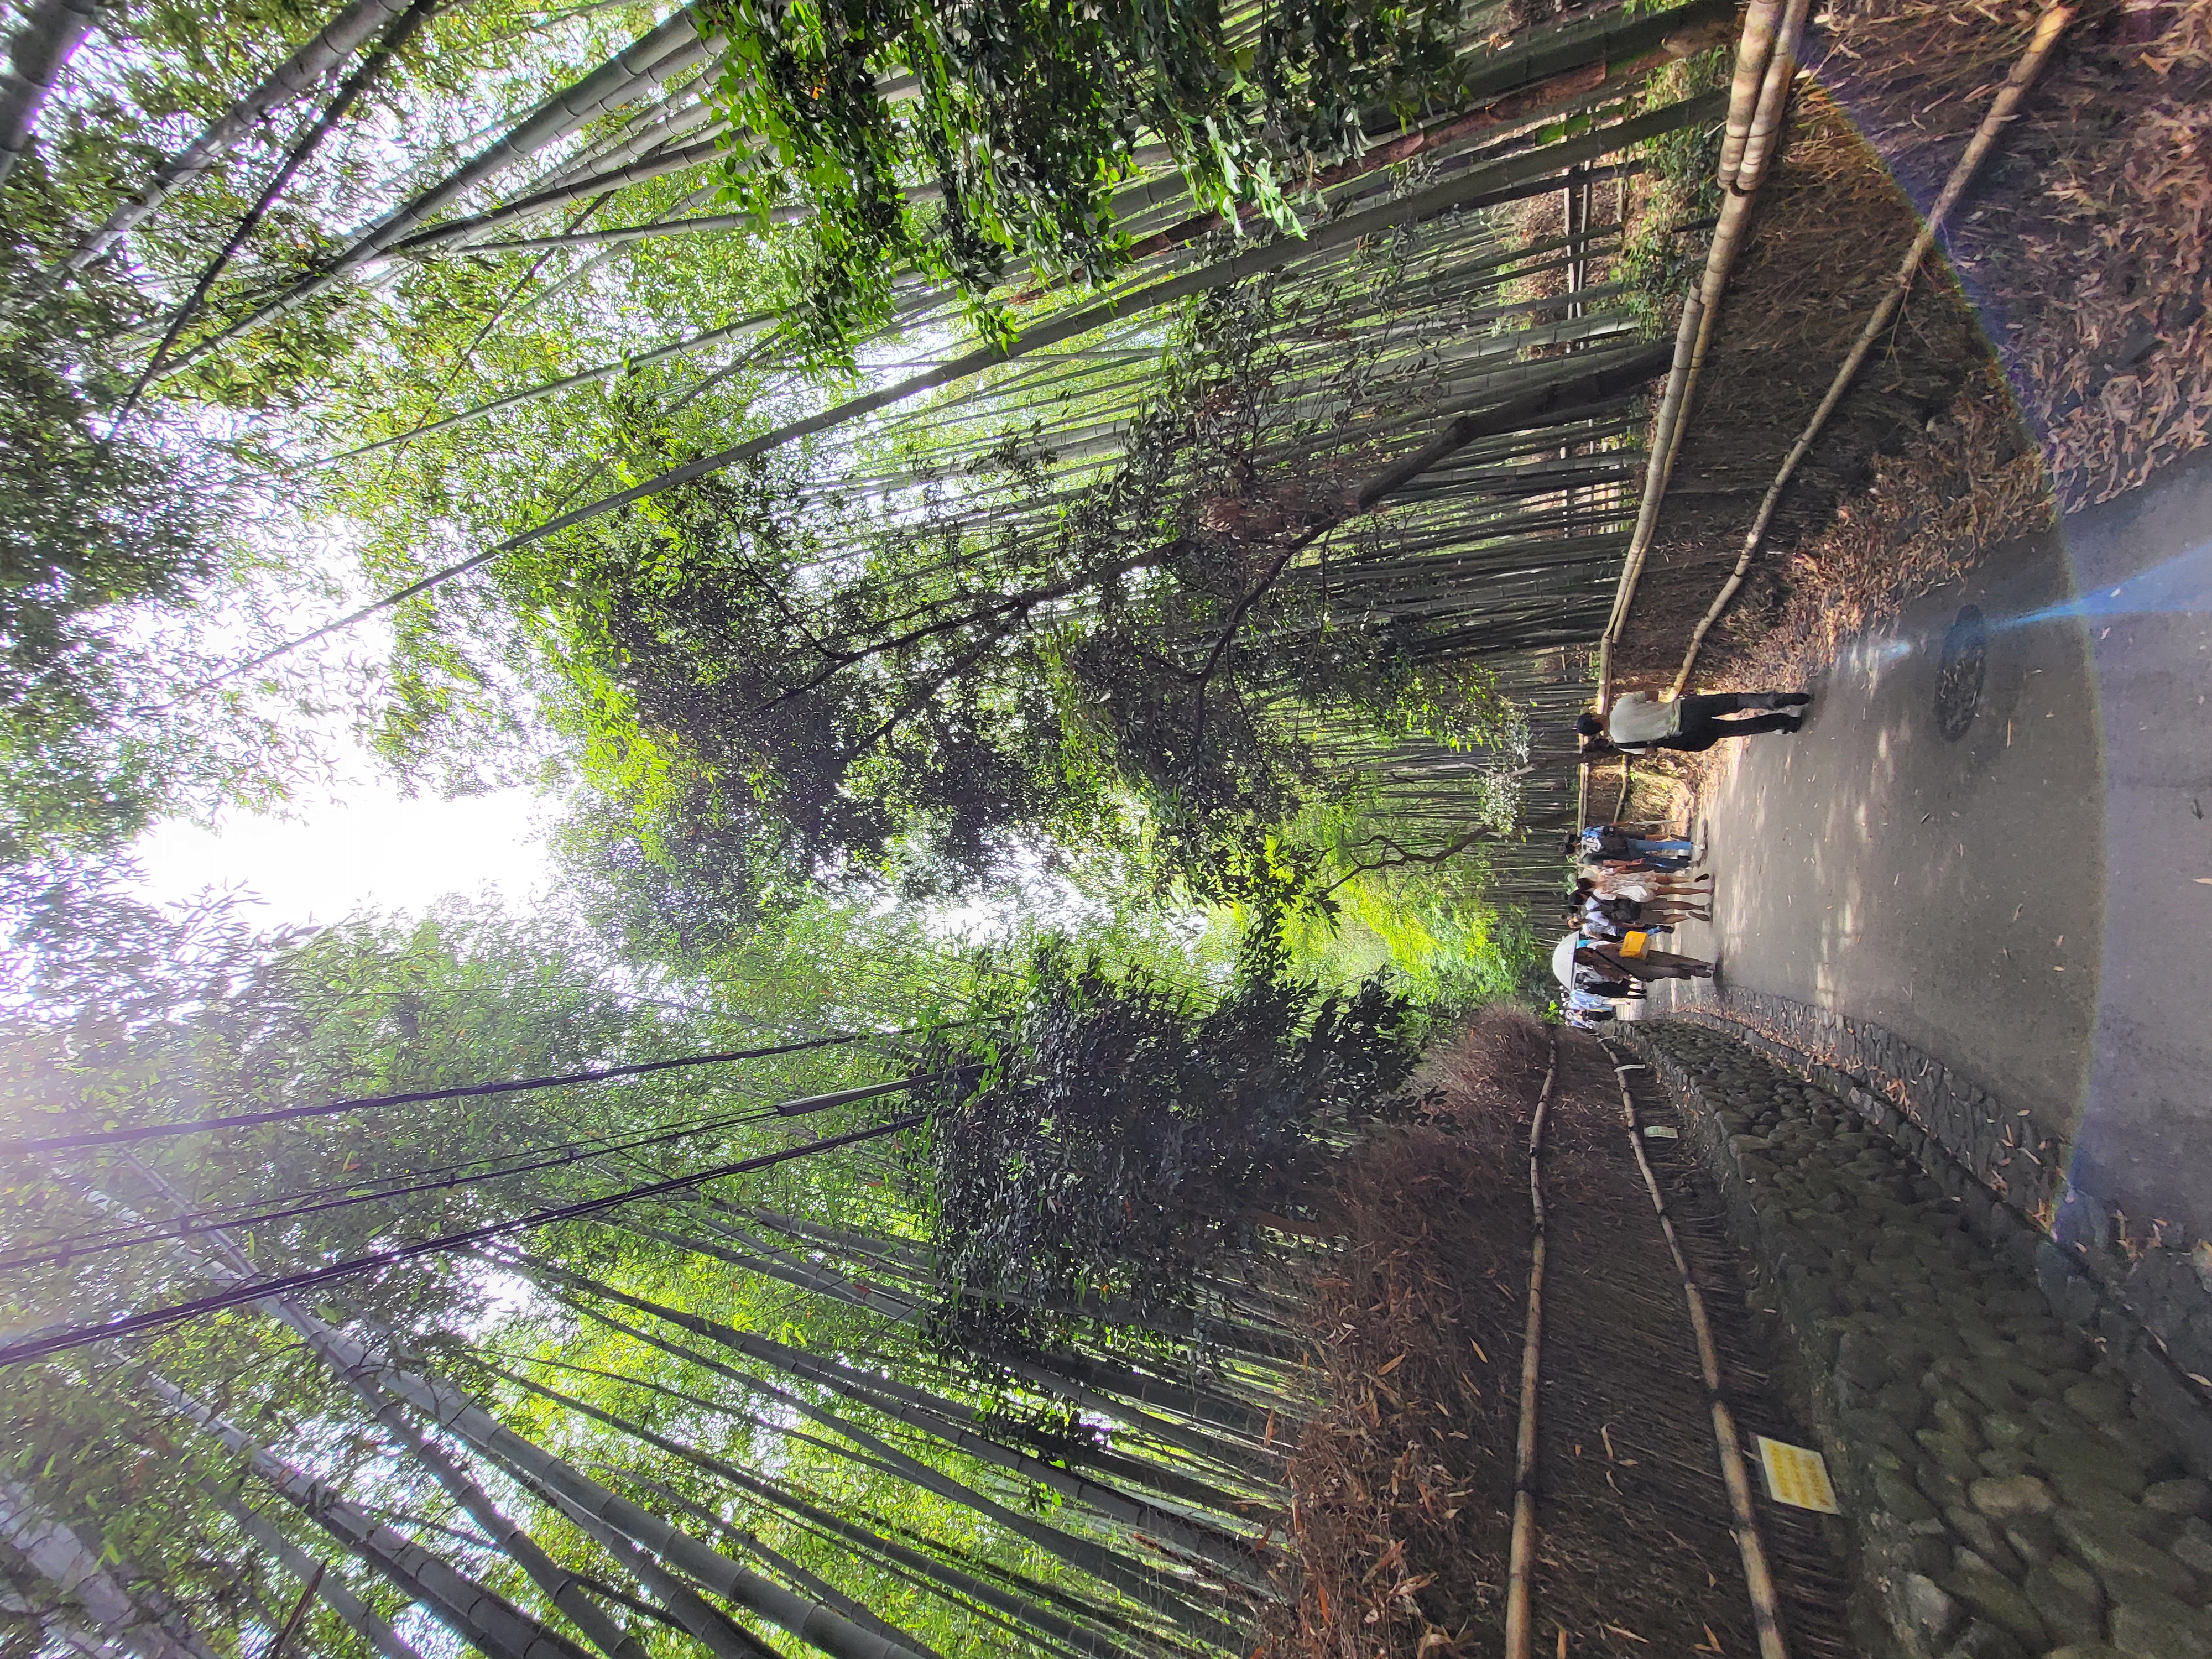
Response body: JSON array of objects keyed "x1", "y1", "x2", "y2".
[{"x1": 0, "y1": 1, "x2": 1741, "y2": 1651}]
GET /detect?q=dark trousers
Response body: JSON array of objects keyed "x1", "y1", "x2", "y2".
[{"x1": 1666, "y1": 692, "x2": 1798, "y2": 752}]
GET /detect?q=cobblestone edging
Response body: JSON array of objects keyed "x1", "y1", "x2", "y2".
[
  {"x1": 1619, "y1": 1019, "x2": 2212, "y2": 1659},
  {"x1": 1654, "y1": 985, "x2": 2212, "y2": 1421}
]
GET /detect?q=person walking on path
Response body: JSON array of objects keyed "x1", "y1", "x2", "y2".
[
  {"x1": 1570, "y1": 889, "x2": 1677, "y2": 942},
  {"x1": 1587, "y1": 868, "x2": 1713, "y2": 906},
  {"x1": 1568, "y1": 824, "x2": 1695, "y2": 870},
  {"x1": 1575, "y1": 938, "x2": 1714, "y2": 983},
  {"x1": 1565, "y1": 988, "x2": 1619, "y2": 1021},
  {"x1": 1577, "y1": 689, "x2": 1811, "y2": 753},
  {"x1": 1572, "y1": 958, "x2": 1641, "y2": 998},
  {"x1": 1563, "y1": 990, "x2": 1617, "y2": 1030},
  {"x1": 1572, "y1": 877, "x2": 1707, "y2": 930}
]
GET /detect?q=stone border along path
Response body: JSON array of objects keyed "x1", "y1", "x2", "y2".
[
  {"x1": 1619, "y1": 1017, "x2": 2212, "y2": 1659},
  {"x1": 1653, "y1": 994, "x2": 2212, "y2": 1457}
]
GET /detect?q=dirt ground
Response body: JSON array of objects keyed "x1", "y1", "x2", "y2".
[
  {"x1": 1272, "y1": 1018, "x2": 1859, "y2": 1658},
  {"x1": 1608, "y1": 0, "x2": 2212, "y2": 698}
]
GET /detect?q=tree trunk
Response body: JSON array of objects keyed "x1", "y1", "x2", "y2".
[
  {"x1": 527, "y1": 85, "x2": 722, "y2": 196},
  {"x1": 202, "y1": 1485, "x2": 424, "y2": 1659},
  {"x1": 176, "y1": 3, "x2": 709, "y2": 359},
  {"x1": 487, "y1": 1364, "x2": 1141, "y2": 1659},
  {"x1": 551, "y1": 1291, "x2": 1249, "y2": 1650},
  {"x1": 108, "y1": 1165, "x2": 651, "y2": 1659},
  {"x1": 0, "y1": 0, "x2": 98, "y2": 187},
  {"x1": 345, "y1": 1368, "x2": 654, "y2": 1659},
  {"x1": 274, "y1": 1319, "x2": 935, "y2": 1659},
  {"x1": 510, "y1": 1486, "x2": 792, "y2": 1659},
  {"x1": 526, "y1": 1260, "x2": 1271, "y2": 1589},
  {"x1": 66, "y1": 0, "x2": 419, "y2": 266},
  {"x1": 117, "y1": 0, "x2": 442, "y2": 415},
  {"x1": 640, "y1": 1222, "x2": 1280, "y2": 1482},
  {"x1": 320, "y1": 310, "x2": 773, "y2": 463},
  {"x1": 284, "y1": 86, "x2": 1725, "y2": 622},
  {"x1": 385, "y1": 133, "x2": 724, "y2": 254},
  {"x1": 144, "y1": 1379, "x2": 586, "y2": 1659},
  {"x1": 0, "y1": 1482, "x2": 217, "y2": 1659}
]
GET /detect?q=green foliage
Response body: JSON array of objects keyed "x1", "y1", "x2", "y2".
[
  {"x1": 1287, "y1": 856, "x2": 1541, "y2": 1013},
  {"x1": 0, "y1": 10, "x2": 1736, "y2": 1651},
  {"x1": 915, "y1": 909, "x2": 1417, "y2": 1343},
  {"x1": 702, "y1": 0, "x2": 1465, "y2": 354},
  {"x1": 1618, "y1": 42, "x2": 1729, "y2": 334},
  {"x1": 489, "y1": 252, "x2": 1534, "y2": 911},
  {"x1": 0, "y1": 231, "x2": 220, "y2": 869}
]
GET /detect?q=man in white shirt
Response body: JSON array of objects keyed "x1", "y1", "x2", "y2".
[{"x1": 1575, "y1": 689, "x2": 1811, "y2": 752}]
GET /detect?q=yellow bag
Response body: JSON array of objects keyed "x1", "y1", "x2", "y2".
[{"x1": 1620, "y1": 930, "x2": 1650, "y2": 958}]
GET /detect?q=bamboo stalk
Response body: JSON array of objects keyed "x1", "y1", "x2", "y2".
[
  {"x1": 116, "y1": 0, "x2": 444, "y2": 421},
  {"x1": 210, "y1": 1488, "x2": 423, "y2": 1659},
  {"x1": 491, "y1": 1366, "x2": 1140, "y2": 1659},
  {"x1": 149, "y1": 1376, "x2": 592, "y2": 1659},
  {"x1": 1594, "y1": 0, "x2": 1808, "y2": 708},
  {"x1": 424, "y1": 210, "x2": 757, "y2": 255},
  {"x1": 1664, "y1": 1, "x2": 2077, "y2": 698},
  {"x1": 164, "y1": 3, "x2": 710, "y2": 366},
  {"x1": 1503, "y1": 1037, "x2": 1560, "y2": 1659},
  {"x1": 1665, "y1": 0, "x2": 1813, "y2": 442},
  {"x1": 65, "y1": 0, "x2": 420, "y2": 268},
  {"x1": 259, "y1": 1566, "x2": 323, "y2": 1659},
  {"x1": 312, "y1": 310, "x2": 775, "y2": 465},
  {"x1": 383, "y1": 133, "x2": 727, "y2": 254},
  {"x1": 1603, "y1": 1048, "x2": 1790, "y2": 1659},
  {"x1": 117, "y1": 1162, "x2": 660, "y2": 1659},
  {"x1": 0, "y1": 0, "x2": 98, "y2": 187}
]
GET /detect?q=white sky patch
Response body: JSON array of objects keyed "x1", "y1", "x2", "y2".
[{"x1": 129, "y1": 774, "x2": 551, "y2": 929}]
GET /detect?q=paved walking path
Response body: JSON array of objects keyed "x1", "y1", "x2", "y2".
[{"x1": 1645, "y1": 444, "x2": 2212, "y2": 1248}]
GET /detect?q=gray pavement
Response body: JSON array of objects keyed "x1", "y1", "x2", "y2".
[{"x1": 1645, "y1": 445, "x2": 2212, "y2": 1244}]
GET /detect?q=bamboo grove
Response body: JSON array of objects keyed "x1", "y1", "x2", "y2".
[
  {"x1": 3, "y1": 0, "x2": 1738, "y2": 1653},
  {"x1": 1, "y1": 887, "x2": 1416, "y2": 1659},
  {"x1": 2, "y1": 0, "x2": 1734, "y2": 910}
]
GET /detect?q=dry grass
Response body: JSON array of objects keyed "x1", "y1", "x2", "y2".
[
  {"x1": 1819, "y1": 0, "x2": 2212, "y2": 509},
  {"x1": 1611, "y1": 0, "x2": 2212, "y2": 691},
  {"x1": 1266, "y1": 1009, "x2": 1548, "y2": 1659},
  {"x1": 1700, "y1": 358, "x2": 2057, "y2": 689},
  {"x1": 1411, "y1": 1005, "x2": 1553, "y2": 1124},
  {"x1": 1608, "y1": 80, "x2": 1990, "y2": 688}
]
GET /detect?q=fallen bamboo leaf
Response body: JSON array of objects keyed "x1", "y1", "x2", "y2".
[
  {"x1": 1377, "y1": 1352, "x2": 1406, "y2": 1376},
  {"x1": 1604, "y1": 1624, "x2": 1649, "y2": 1644}
]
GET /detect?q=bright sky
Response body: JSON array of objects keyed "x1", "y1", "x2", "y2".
[{"x1": 130, "y1": 780, "x2": 552, "y2": 929}]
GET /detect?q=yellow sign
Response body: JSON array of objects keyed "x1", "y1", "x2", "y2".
[{"x1": 1756, "y1": 1437, "x2": 1840, "y2": 1514}]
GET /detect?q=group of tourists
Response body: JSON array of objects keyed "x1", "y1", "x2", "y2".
[
  {"x1": 1555, "y1": 685, "x2": 1814, "y2": 1029},
  {"x1": 1557, "y1": 829, "x2": 1718, "y2": 1027}
]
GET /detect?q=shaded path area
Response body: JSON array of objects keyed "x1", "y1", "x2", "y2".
[{"x1": 1647, "y1": 444, "x2": 2212, "y2": 1250}]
